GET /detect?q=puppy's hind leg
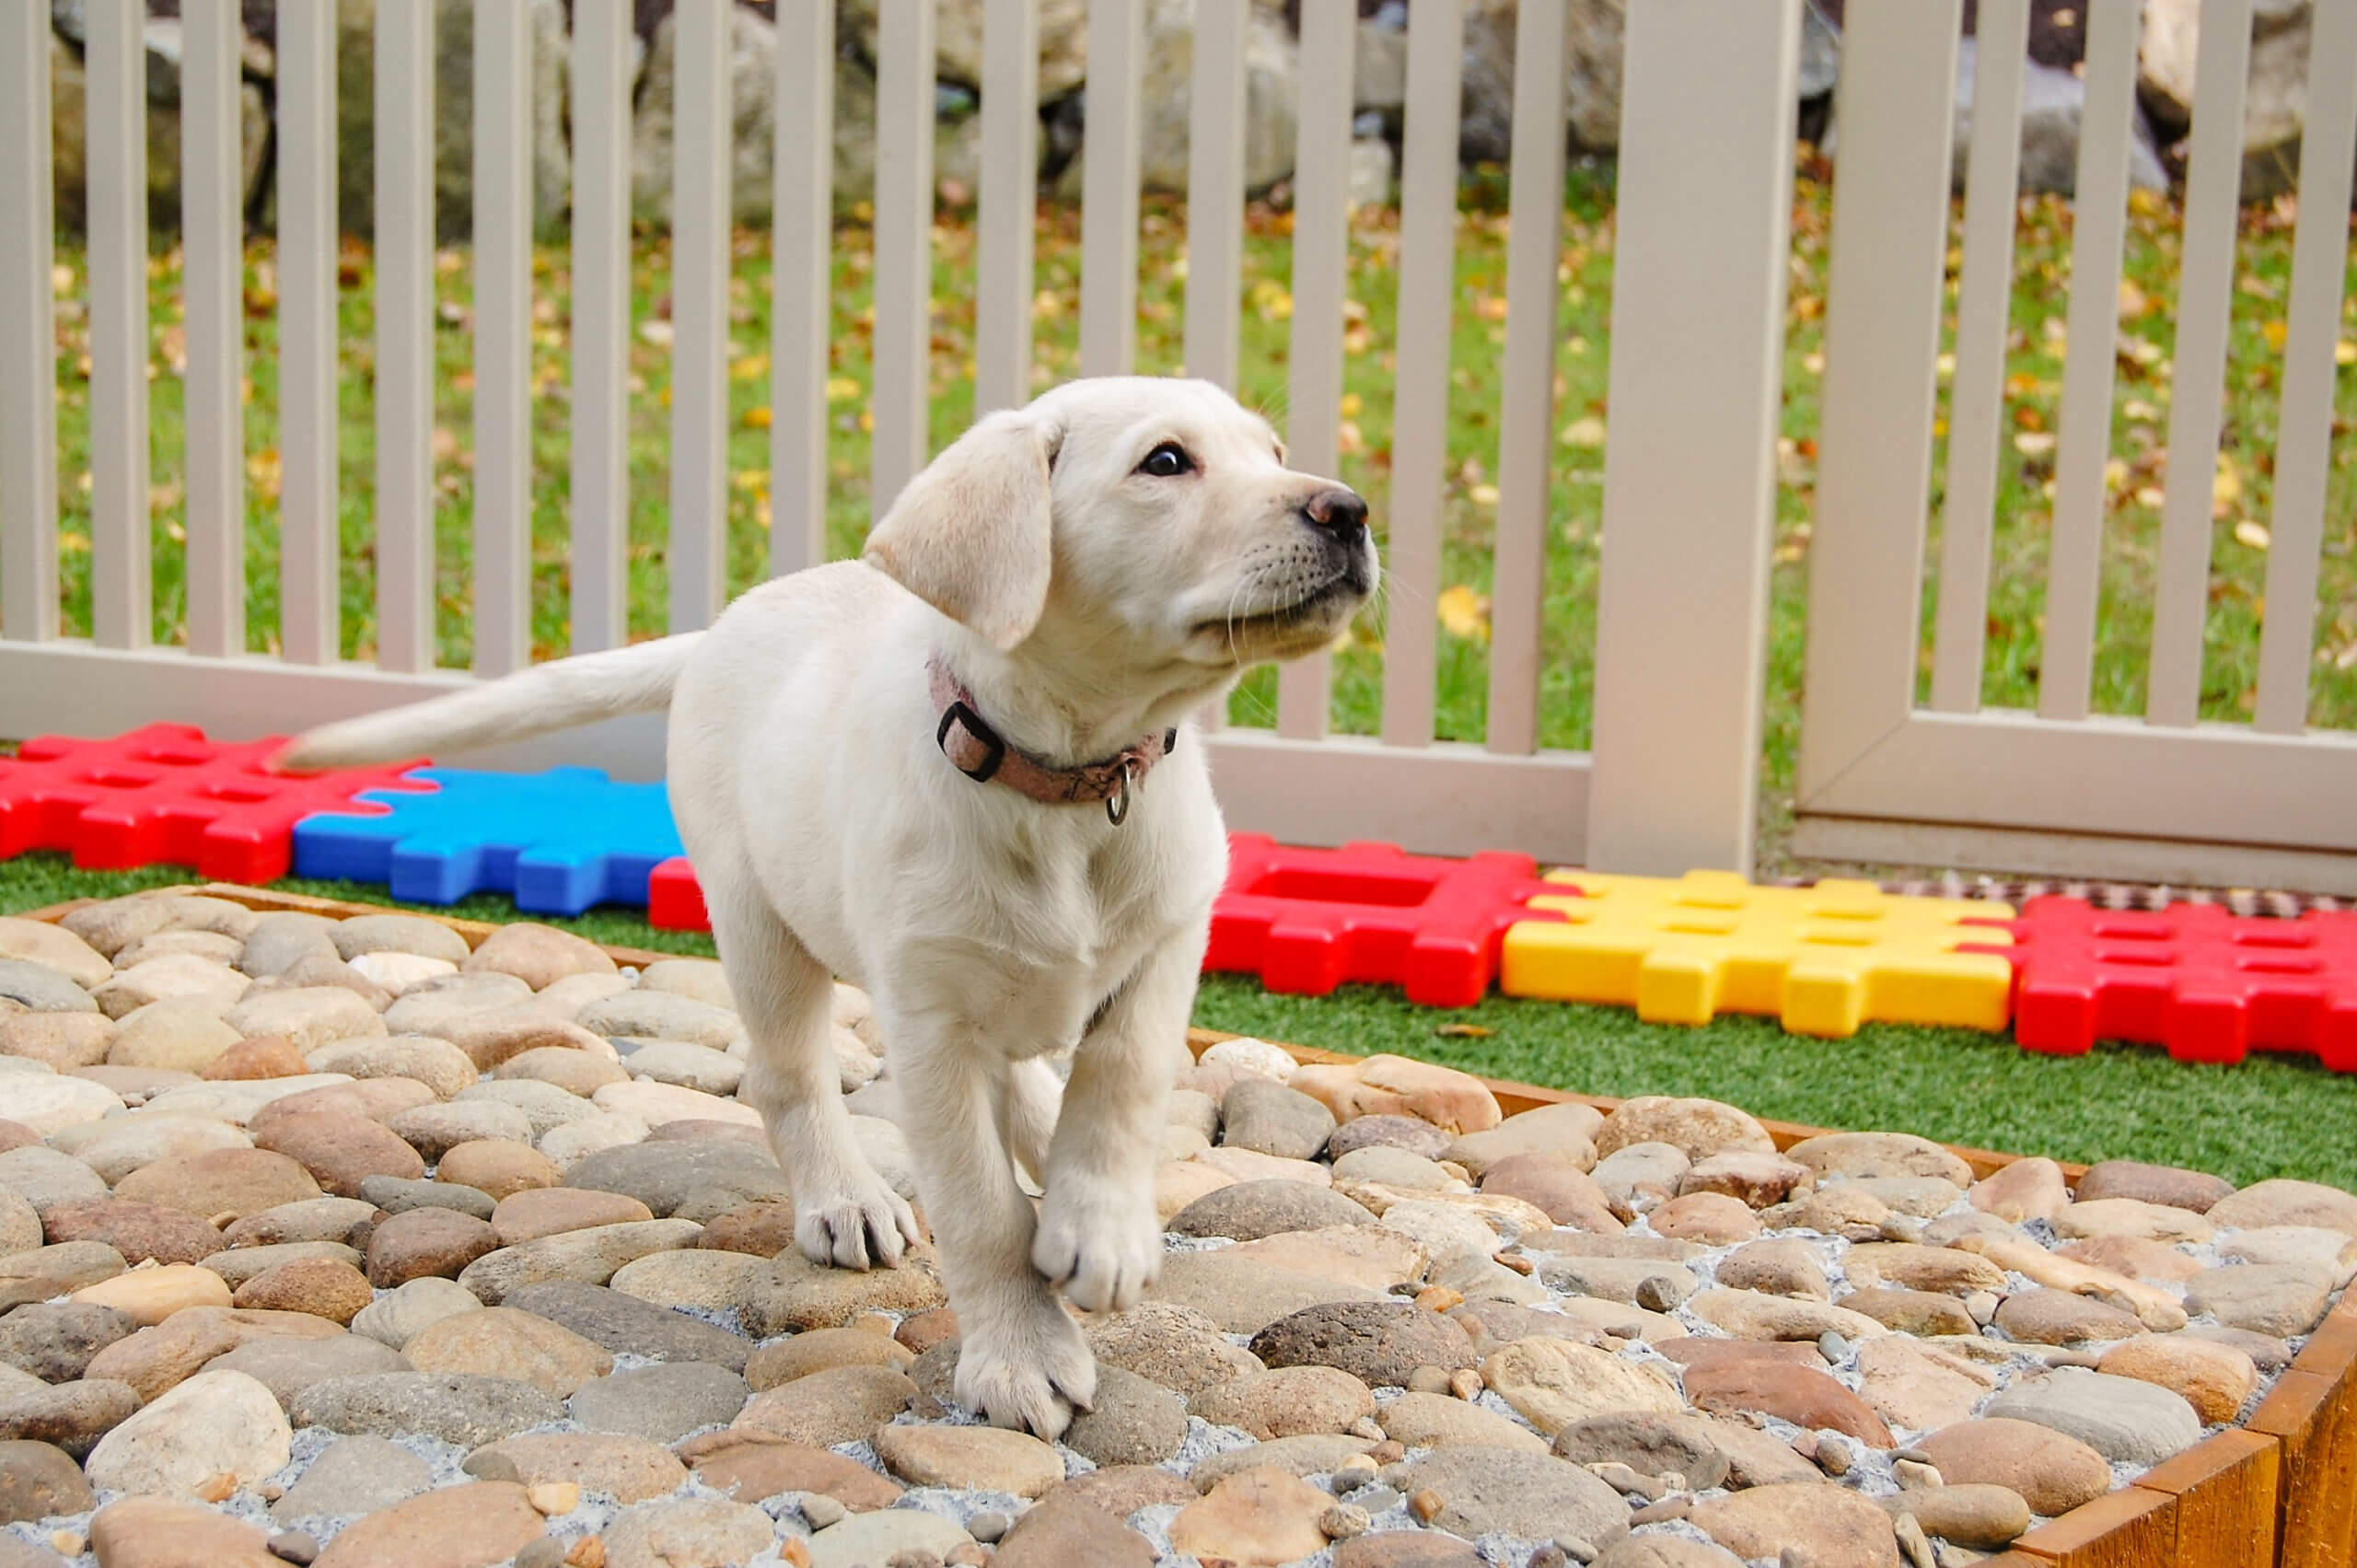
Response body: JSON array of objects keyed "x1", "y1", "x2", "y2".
[{"x1": 712, "y1": 882, "x2": 920, "y2": 1271}]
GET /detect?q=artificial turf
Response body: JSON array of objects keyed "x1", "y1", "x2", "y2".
[{"x1": 6, "y1": 851, "x2": 2353, "y2": 1192}]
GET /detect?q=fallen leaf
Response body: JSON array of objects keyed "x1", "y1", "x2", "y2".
[
  {"x1": 2013, "y1": 432, "x2": 2058, "y2": 457},
  {"x1": 2338, "y1": 340, "x2": 2356, "y2": 366},
  {"x1": 59, "y1": 531, "x2": 90, "y2": 554},
  {"x1": 2118, "y1": 279, "x2": 2147, "y2": 318},
  {"x1": 730, "y1": 353, "x2": 770, "y2": 380},
  {"x1": 740, "y1": 406, "x2": 772, "y2": 430},
  {"x1": 824, "y1": 376, "x2": 861, "y2": 402},
  {"x1": 1560, "y1": 415, "x2": 1607, "y2": 447},
  {"x1": 1469, "y1": 483, "x2": 1500, "y2": 506},
  {"x1": 2262, "y1": 319, "x2": 2288, "y2": 354},
  {"x1": 637, "y1": 320, "x2": 675, "y2": 348},
  {"x1": 1340, "y1": 391, "x2": 1363, "y2": 418},
  {"x1": 1437, "y1": 584, "x2": 1492, "y2": 643},
  {"x1": 2213, "y1": 456, "x2": 2242, "y2": 515},
  {"x1": 1434, "y1": 1024, "x2": 1492, "y2": 1039},
  {"x1": 2235, "y1": 519, "x2": 2271, "y2": 551}
]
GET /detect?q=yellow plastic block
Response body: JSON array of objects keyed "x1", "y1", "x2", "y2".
[{"x1": 1500, "y1": 870, "x2": 2015, "y2": 1037}]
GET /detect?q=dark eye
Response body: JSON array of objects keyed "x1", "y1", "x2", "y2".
[{"x1": 1137, "y1": 442, "x2": 1194, "y2": 478}]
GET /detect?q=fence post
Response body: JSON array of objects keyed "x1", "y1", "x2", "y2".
[
  {"x1": 0, "y1": 1, "x2": 58, "y2": 645},
  {"x1": 1585, "y1": 0, "x2": 1800, "y2": 877}
]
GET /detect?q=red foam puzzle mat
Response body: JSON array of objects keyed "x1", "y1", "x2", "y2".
[
  {"x1": 1982, "y1": 896, "x2": 2357, "y2": 1068},
  {"x1": 1204, "y1": 834, "x2": 1566, "y2": 1007},
  {"x1": 648, "y1": 855, "x2": 711, "y2": 933},
  {"x1": 0, "y1": 724, "x2": 432, "y2": 885}
]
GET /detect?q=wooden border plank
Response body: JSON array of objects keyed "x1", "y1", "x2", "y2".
[
  {"x1": 2135, "y1": 1428, "x2": 2281, "y2": 1568},
  {"x1": 2012, "y1": 1483, "x2": 2176, "y2": 1567},
  {"x1": 2249, "y1": 1366, "x2": 2357, "y2": 1568}
]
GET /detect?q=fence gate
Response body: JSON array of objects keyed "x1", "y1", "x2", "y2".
[{"x1": 1794, "y1": 0, "x2": 2357, "y2": 897}]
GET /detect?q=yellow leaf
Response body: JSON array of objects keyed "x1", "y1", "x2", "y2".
[
  {"x1": 2235, "y1": 519, "x2": 2271, "y2": 552},
  {"x1": 1339, "y1": 392, "x2": 1363, "y2": 419},
  {"x1": 729, "y1": 353, "x2": 770, "y2": 380},
  {"x1": 2263, "y1": 319, "x2": 2289, "y2": 354},
  {"x1": 731, "y1": 469, "x2": 768, "y2": 493},
  {"x1": 1469, "y1": 483, "x2": 1500, "y2": 506},
  {"x1": 824, "y1": 377, "x2": 862, "y2": 403},
  {"x1": 1560, "y1": 415, "x2": 1607, "y2": 447},
  {"x1": 59, "y1": 531, "x2": 90, "y2": 554},
  {"x1": 1476, "y1": 296, "x2": 1508, "y2": 322},
  {"x1": 1436, "y1": 584, "x2": 1491, "y2": 643},
  {"x1": 2213, "y1": 455, "x2": 2241, "y2": 515},
  {"x1": 740, "y1": 406, "x2": 772, "y2": 430},
  {"x1": 2118, "y1": 279, "x2": 2147, "y2": 318},
  {"x1": 2133, "y1": 485, "x2": 2165, "y2": 508},
  {"x1": 2337, "y1": 340, "x2": 2356, "y2": 366}
]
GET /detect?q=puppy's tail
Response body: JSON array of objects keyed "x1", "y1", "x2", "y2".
[{"x1": 278, "y1": 633, "x2": 703, "y2": 770}]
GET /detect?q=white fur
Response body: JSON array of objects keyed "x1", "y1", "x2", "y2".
[{"x1": 283, "y1": 377, "x2": 1377, "y2": 1437}]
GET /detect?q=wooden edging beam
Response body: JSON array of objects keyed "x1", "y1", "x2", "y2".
[{"x1": 23, "y1": 882, "x2": 2357, "y2": 1567}]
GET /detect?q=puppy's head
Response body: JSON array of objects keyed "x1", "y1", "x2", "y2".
[{"x1": 863, "y1": 377, "x2": 1378, "y2": 668}]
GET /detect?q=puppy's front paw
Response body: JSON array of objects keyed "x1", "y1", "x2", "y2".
[
  {"x1": 955, "y1": 1295, "x2": 1097, "y2": 1441},
  {"x1": 1032, "y1": 1181, "x2": 1162, "y2": 1314},
  {"x1": 794, "y1": 1175, "x2": 923, "y2": 1272}
]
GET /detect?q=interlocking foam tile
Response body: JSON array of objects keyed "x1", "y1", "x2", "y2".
[
  {"x1": 1988, "y1": 897, "x2": 2357, "y2": 1068},
  {"x1": 0, "y1": 723, "x2": 431, "y2": 884},
  {"x1": 293, "y1": 766, "x2": 682, "y2": 915},
  {"x1": 1202, "y1": 835, "x2": 1562, "y2": 1007},
  {"x1": 648, "y1": 856, "x2": 711, "y2": 933},
  {"x1": 1501, "y1": 870, "x2": 2016, "y2": 1037}
]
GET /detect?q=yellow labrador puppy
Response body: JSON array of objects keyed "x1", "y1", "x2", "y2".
[{"x1": 286, "y1": 377, "x2": 1377, "y2": 1435}]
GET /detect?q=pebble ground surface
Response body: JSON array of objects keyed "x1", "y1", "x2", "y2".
[{"x1": 1, "y1": 891, "x2": 2353, "y2": 1568}]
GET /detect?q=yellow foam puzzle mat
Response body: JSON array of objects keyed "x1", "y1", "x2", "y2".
[{"x1": 1500, "y1": 870, "x2": 2017, "y2": 1037}]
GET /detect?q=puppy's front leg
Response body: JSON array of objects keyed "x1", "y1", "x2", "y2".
[
  {"x1": 1031, "y1": 917, "x2": 1203, "y2": 1313},
  {"x1": 889, "y1": 1008, "x2": 1095, "y2": 1438}
]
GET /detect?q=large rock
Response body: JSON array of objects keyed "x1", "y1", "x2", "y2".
[
  {"x1": 1916, "y1": 1416, "x2": 2119, "y2": 1516},
  {"x1": 1480, "y1": 1336, "x2": 1684, "y2": 1433},
  {"x1": 271, "y1": 1434, "x2": 432, "y2": 1522},
  {"x1": 87, "y1": 1496, "x2": 284, "y2": 1568},
  {"x1": 1936, "y1": 36, "x2": 2169, "y2": 196},
  {"x1": 1457, "y1": 0, "x2": 1634, "y2": 160},
  {"x1": 288, "y1": 1370, "x2": 563, "y2": 1447},
  {"x1": 0, "y1": 1301, "x2": 139, "y2": 1383},
  {"x1": 501, "y1": 1280, "x2": 752, "y2": 1371},
  {"x1": 1690, "y1": 1482, "x2": 1900, "y2": 1568},
  {"x1": 309, "y1": 1481, "x2": 546, "y2": 1568},
  {"x1": 2140, "y1": 0, "x2": 2320, "y2": 199},
  {"x1": 1248, "y1": 1300, "x2": 1477, "y2": 1386},
  {"x1": 402, "y1": 1305, "x2": 613, "y2": 1397},
  {"x1": 1383, "y1": 1446, "x2": 1630, "y2": 1545},
  {"x1": 1980, "y1": 1365, "x2": 2204, "y2": 1465},
  {"x1": 84, "y1": 1367, "x2": 291, "y2": 1498}
]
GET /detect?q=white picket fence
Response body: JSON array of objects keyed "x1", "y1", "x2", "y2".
[{"x1": 1, "y1": 0, "x2": 2353, "y2": 892}]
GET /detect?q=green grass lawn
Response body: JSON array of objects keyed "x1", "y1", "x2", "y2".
[
  {"x1": 34, "y1": 168, "x2": 2357, "y2": 863},
  {"x1": 6, "y1": 850, "x2": 2355, "y2": 1192}
]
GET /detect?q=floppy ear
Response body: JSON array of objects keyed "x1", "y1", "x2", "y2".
[{"x1": 863, "y1": 409, "x2": 1060, "y2": 650}]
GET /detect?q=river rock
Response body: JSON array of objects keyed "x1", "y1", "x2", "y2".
[
  {"x1": 366, "y1": 1206, "x2": 500, "y2": 1287},
  {"x1": 463, "y1": 1430, "x2": 689, "y2": 1502},
  {"x1": 1981, "y1": 1365, "x2": 2203, "y2": 1464},
  {"x1": 0, "y1": 1434, "x2": 96, "y2": 1522},
  {"x1": 41, "y1": 1198, "x2": 222, "y2": 1266},
  {"x1": 1480, "y1": 1337, "x2": 1683, "y2": 1433},
  {"x1": 1681, "y1": 1358, "x2": 1894, "y2": 1446},
  {"x1": 106, "y1": 1003, "x2": 242, "y2": 1074},
  {"x1": 207, "y1": 1332, "x2": 408, "y2": 1408},
  {"x1": 308, "y1": 1481, "x2": 544, "y2": 1568},
  {"x1": 3, "y1": 1073, "x2": 122, "y2": 1137},
  {"x1": 86, "y1": 1496, "x2": 283, "y2": 1568},
  {"x1": 349, "y1": 1277, "x2": 484, "y2": 1350},
  {"x1": 402, "y1": 1305, "x2": 613, "y2": 1397},
  {"x1": 1169, "y1": 1465, "x2": 1334, "y2": 1567},
  {"x1": 457, "y1": 1218, "x2": 705, "y2": 1303},
  {"x1": 270, "y1": 1434, "x2": 432, "y2": 1521},
  {"x1": 1220, "y1": 1079, "x2": 1339, "y2": 1160},
  {"x1": 0, "y1": 1301, "x2": 138, "y2": 1382},
  {"x1": 740, "y1": 1244, "x2": 947, "y2": 1335},
  {"x1": 114, "y1": 1147, "x2": 320, "y2": 1221},
  {"x1": 1385, "y1": 1446, "x2": 1629, "y2": 1544},
  {"x1": 461, "y1": 923, "x2": 615, "y2": 988},
  {"x1": 873, "y1": 1422, "x2": 1063, "y2": 1496},
  {"x1": 0, "y1": 1011, "x2": 117, "y2": 1070},
  {"x1": 1061, "y1": 1363, "x2": 1189, "y2": 1465},
  {"x1": 72, "y1": 1262, "x2": 233, "y2": 1325},
  {"x1": 1550, "y1": 1411, "x2": 1733, "y2": 1490},
  {"x1": 567, "y1": 1361, "x2": 749, "y2": 1441},
  {"x1": 1690, "y1": 1482, "x2": 1899, "y2": 1567},
  {"x1": 232, "y1": 1258, "x2": 373, "y2": 1323},
  {"x1": 500, "y1": 1281, "x2": 752, "y2": 1371},
  {"x1": 252, "y1": 1110, "x2": 425, "y2": 1197},
  {"x1": 2184, "y1": 1261, "x2": 2337, "y2": 1336},
  {"x1": 1169, "y1": 1179, "x2": 1375, "y2": 1241},
  {"x1": 84, "y1": 1367, "x2": 291, "y2": 1497},
  {"x1": 1993, "y1": 1286, "x2": 2145, "y2": 1344},
  {"x1": 1377, "y1": 1389, "x2": 1548, "y2": 1453},
  {"x1": 288, "y1": 1371, "x2": 564, "y2": 1446},
  {"x1": 729, "y1": 1365, "x2": 914, "y2": 1447},
  {"x1": 1286, "y1": 1054, "x2": 1502, "y2": 1134},
  {"x1": 802, "y1": 1506, "x2": 972, "y2": 1568},
  {"x1": 1248, "y1": 1300, "x2": 1476, "y2": 1386},
  {"x1": 1190, "y1": 1364, "x2": 1376, "y2": 1439}
]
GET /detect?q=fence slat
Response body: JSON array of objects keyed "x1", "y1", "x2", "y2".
[
  {"x1": 276, "y1": 0, "x2": 338, "y2": 666},
  {"x1": 180, "y1": 0, "x2": 244, "y2": 659},
  {"x1": 2036, "y1": 0, "x2": 2142, "y2": 723},
  {"x1": 375, "y1": 2, "x2": 436, "y2": 672},
  {"x1": 668, "y1": 0, "x2": 732, "y2": 629},
  {"x1": 87, "y1": 0, "x2": 152, "y2": 651},
  {"x1": 1079, "y1": 0, "x2": 1143, "y2": 377},
  {"x1": 2147, "y1": 0, "x2": 2252, "y2": 727},
  {"x1": 771, "y1": 0, "x2": 834, "y2": 574},
  {"x1": 975, "y1": 0, "x2": 1039, "y2": 416},
  {"x1": 0, "y1": 0, "x2": 60, "y2": 645},
  {"x1": 1276, "y1": 0, "x2": 1354, "y2": 741},
  {"x1": 1380, "y1": 0, "x2": 1463, "y2": 750},
  {"x1": 1927, "y1": 0, "x2": 2028, "y2": 714},
  {"x1": 472, "y1": 0, "x2": 531, "y2": 676},
  {"x1": 1794, "y1": 3, "x2": 1959, "y2": 804},
  {"x1": 1487, "y1": 0, "x2": 1568, "y2": 757},
  {"x1": 569, "y1": 0, "x2": 630, "y2": 650},
  {"x1": 870, "y1": 0, "x2": 935, "y2": 521},
  {"x1": 1183, "y1": 0, "x2": 1248, "y2": 393},
  {"x1": 2255, "y1": 0, "x2": 2357, "y2": 735}
]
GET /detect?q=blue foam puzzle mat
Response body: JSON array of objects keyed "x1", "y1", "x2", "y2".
[{"x1": 292, "y1": 766, "x2": 683, "y2": 914}]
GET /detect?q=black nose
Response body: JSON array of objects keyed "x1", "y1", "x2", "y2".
[{"x1": 1302, "y1": 488, "x2": 1369, "y2": 540}]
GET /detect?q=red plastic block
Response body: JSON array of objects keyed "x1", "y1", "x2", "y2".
[
  {"x1": 0, "y1": 724, "x2": 431, "y2": 885},
  {"x1": 1204, "y1": 834, "x2": 1565, "y2": 1006},
  {"x1": 648, "y1": 855, "x2": 711, "y2": 933},
  {"x1": 1982, "y1": 896, "x2": 2357, "y2": 1068}
]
